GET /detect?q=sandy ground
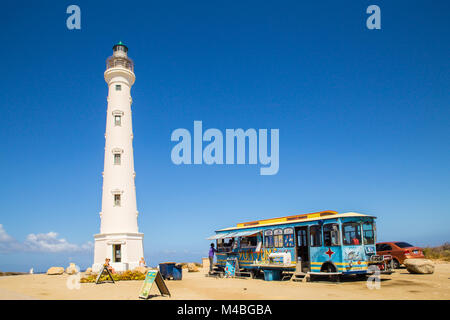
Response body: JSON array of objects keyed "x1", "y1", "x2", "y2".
[{"x1": 0, "y1": 263, "x2": 449, "y2": 300}]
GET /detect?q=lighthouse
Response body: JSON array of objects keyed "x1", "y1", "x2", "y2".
[{"x1": 92, "y1": 42, "x2": 144, "y2": 272}]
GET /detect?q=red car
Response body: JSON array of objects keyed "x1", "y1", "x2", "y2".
[{"x1": 376, "y1": 242, "x2": 425, "y2": 268}]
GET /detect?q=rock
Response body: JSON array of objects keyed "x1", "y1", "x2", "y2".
[
  {"x1": 65, "y1": 263, "x2": 79, "y2": 275},
  {"x1": 404, "y1": 258, "x2": 435, "y2": 274},
  {"x1": 187, "y1": 263, "x2": 199, "y2": 273},
  {"x1": 133, "y1": 266, "x2": 148, "y2": 274},
  {"x1": 84, "y1": 267, "x2": 93, "y2": 275},
  {"x1": 47, "y1": 267, "x2": 64, "y2": 275}
]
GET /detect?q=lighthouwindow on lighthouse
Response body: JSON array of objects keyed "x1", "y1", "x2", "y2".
[
  {"x1": 114, "y1": 153, "x2": 121, "y2": 165},
  {"x1": 115, "y1": 84, "x2": 121, "y2": 91},
  {"x1": 113, "y1": 245, "x2": 122, "y2": 263},
  {"x1": 114, "y1": 194, "x2": 121, "y2": 206},
  {"x1": 114, "y1": 115, "x2": 121, "y2": 126}
]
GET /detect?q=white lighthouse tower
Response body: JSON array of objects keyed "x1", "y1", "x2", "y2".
[{"x1": 92, "y1": 42, "x2": 144, "y2": 272}]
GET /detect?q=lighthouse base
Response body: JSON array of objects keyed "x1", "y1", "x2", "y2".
[{"x1": 92, "y1": 232, "x2": 144, "y2": 273}]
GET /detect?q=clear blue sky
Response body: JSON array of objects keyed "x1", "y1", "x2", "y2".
[{"x1": 0, "y1": 1, "x2": 449, "y2": 272}]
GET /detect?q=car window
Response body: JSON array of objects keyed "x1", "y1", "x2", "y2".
[
  {"x1": 384, "y1": 244, "x2": 392, "y2": 250},
  {"x1": 394, "y1": 242, "x2": 413, "y2": 248}
]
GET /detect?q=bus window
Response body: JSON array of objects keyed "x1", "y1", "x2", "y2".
[
  {"x1": 217, "y1": 239, "x2": 224, "y2": 252},
  {"x1": 264, "y1": 230, "x2": 273, "y2": 248},
  {"x1": 274, "y1": 229, "x2": 283, "y2": 248},
  {"x1": 342, "y1": 222, "x2": 362, "y2": 245},
  {"x1": 323, "y1": 223, "x2": 340, "y2": 246},
  {"x1": 283, "y1": 228, "x2": 294, "y2": 247},
  {"x1": 310, "y1": 225, "x2": 322, "y2": 247},
  {"x1": 217, "y1": 238, "x2": 235, "y2": 252},
  {"x1": 240, "y1": 236, "x2": 257, "y2": 249},
  {"x1": 362, "y1": 222, "x2": 375, "y2": 244},
  {"x1": 297, "y1": 228, "x2": 307, "y2": 247}
]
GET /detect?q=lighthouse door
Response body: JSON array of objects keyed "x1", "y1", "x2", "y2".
[{"x1": 113, "y1": 244, "x2": 122, "y2": 263}]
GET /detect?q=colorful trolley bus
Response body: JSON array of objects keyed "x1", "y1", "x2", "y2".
[{"x1": 207, "y1": 211, "x2": 393, "y2": 278}]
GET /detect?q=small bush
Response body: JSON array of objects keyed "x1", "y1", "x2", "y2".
[
  {"x1": 80, "y1": 270, "x2": 146, "y2": 283},
  {"x1": 423, "y1": 243, "x2": 450, "y2": 261}
]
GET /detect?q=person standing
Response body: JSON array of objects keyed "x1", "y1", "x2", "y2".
[{"x1": 209, "y1": 243, "x2": 217, "y2": 272}]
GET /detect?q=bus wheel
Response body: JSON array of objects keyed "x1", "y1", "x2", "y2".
[
  {"x1": 320, "y1": 263, "x2": 338, "y2": 282},
  {"x1": 321, "y1": 263, "x2": 337, "y2": 273}
]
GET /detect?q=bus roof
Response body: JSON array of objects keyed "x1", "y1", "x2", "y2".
[{"x1": 216, "y1": 211, "x2": 375, "y2": 232}]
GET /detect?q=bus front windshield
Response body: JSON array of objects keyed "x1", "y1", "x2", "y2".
[
  {"x1": 362, "y1": 221, "x2": 375, "y2": 244},
  {"x1": 342, "y1": 222, "x2": 362, "y2": 245}
]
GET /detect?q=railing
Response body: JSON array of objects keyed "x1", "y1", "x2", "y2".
[{"x1": 106, "y1": 56, "x2": 134, "y2": 72}]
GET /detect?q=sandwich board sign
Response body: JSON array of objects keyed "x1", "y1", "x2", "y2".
[
  {"x1": 224, "y1": 258, "x2": 237, "y2": 277},
  {"x1": 95, "y1": 265, "x2": 115, "y2": 284},
  {"x1": 139, "y1": 270, "x2": 171, "y2": 299}
]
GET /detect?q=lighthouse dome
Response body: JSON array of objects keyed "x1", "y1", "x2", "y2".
[{"x1": 113, "y1": 41, "x2": 128, "y2": 53}]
